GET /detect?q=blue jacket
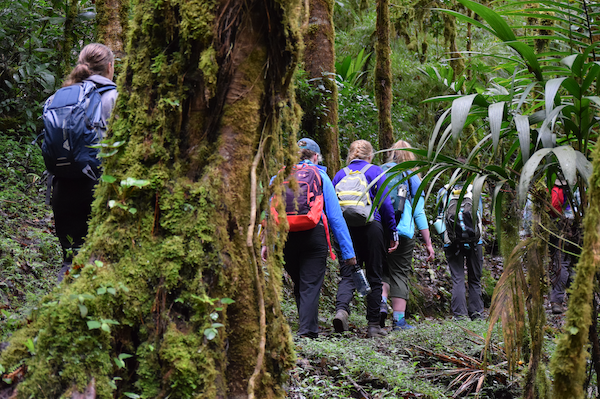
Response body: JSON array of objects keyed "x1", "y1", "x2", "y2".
[
  {"x1": 332, "y1": 159, "x2": 397, "y2": 235},
  {"x1": 282, "y1": 160, "x2": 356, "y2": 261}
]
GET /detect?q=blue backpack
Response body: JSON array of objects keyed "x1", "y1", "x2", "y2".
[{"x1": 41, "y1": 80, "x2": 116, "y2": 180}]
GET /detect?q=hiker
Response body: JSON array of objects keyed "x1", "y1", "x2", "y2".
[
  {"x1": 262, "y1": 138, "x2": 356, "y2": 339},
  {"x1": 44, "y1": 43, "x2": 118, "y2": 281},
  {"x1": 435, "y1": 168, "x2": 484, "y2": 321},
  {"x1": 380, "y1": 140, "x2": 435, "y2": 330},
  {"x1": 548, "y1": 179, "x2": 580, "y2": 314},
  {"x1": 332, "y1": 139, "x2": 398, "y2": 338}
]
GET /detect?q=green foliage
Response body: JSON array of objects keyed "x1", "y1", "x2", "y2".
[
  {"x1": 0, "y1": 133, "x2": 61, "y2": 341},
  {"x1": 335, "y1": 48, "x2": 371, "y2": 86},
  {"x1": 0, "y1": 0, "x2": 96, "y2": 138}
]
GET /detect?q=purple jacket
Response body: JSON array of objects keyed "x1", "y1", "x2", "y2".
[{"x1": 332, "y1": 159, "x2": 397, "y2": 235}]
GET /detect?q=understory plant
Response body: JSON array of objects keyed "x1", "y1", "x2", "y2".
[{"x1": 376, "y1": 0, "x2": 600, "y2": 395}]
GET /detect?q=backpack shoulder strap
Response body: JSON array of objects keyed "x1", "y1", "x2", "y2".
[
  {"x1": 342, "y1": 167, "x2": 351, "y2": 176},
  {"x1": 359, "y1": 164, "x2": 372, "y2": 174}
]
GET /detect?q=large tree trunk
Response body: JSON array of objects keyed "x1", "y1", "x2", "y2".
[
  {"x1": 0, "y1": 1, "x2": 301, "y2": 398},
  {"x1": 96, "y1": 0, "x2": 129, "y2": 60},
  {"x1": 551, "y1": 146, "x2": 600, "y2": 396},
  {"x1": 302, "y1": 0, "x2": 341, "y2": 174},
  {"x1": 375, "y1": 0, "x2": 394, "y2": 154}
]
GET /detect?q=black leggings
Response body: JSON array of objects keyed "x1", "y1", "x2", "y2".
[{"x1": 52, "y1": 176, "x2": 97, "y2": 262}]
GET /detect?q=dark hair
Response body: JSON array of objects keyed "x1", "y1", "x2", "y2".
[
  {"x1": 299, "y1": 148, "x2": 316, "y2": 161},
  {"x1": 63, "y1": 43, "x2": 114, "y2": 87}
]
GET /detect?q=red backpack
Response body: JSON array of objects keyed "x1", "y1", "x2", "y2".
[
  {"x1": 278, "y1": 163, "x2": 324, "y2": 231},
  {"x1": 270, "y1": 163, "x2": 335, "y2": 259}
]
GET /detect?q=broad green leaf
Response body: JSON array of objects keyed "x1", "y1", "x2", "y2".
[
  {"x1": 552, "y1": 146, "x2": 578, "y2": 186},
  {"x1": 87, "y1": 320, "x2": 102, "y2": 330},
  {"x1": 561, "y1": 54, "x2": 579, "y2": 70},
  {"x1": 78, "y1": 304, "x2": 88, "y2": 318},
  {"x1": 518, "y1": 148, "x2": 553, "y2": 205},
  {"x1": 114, "y1": 357, "x2": 125, "y2": 369},
  {"x1": 451, "y1": 94, "x2": 477, "y2": 140},
  {"x1": 515, "y1": 114, "x2": 531, "y2": 163},
  {"x1": 458, "y1": 0, "x2": 516, "y2": 41},
  {"x1": 561, "y1": 77, "x2": 581, "y2": 98},
  {"x1": 204, "y1": 327, "x2": 218, "y2": 340},
  {"x1": 545, "y1": 78, "x2": 567, "y2": 115},
  {"x1": 220, "y1": 297, "x2": 235, "y2": 304},
  {"x1": 488, "y1": 102, "x2": 505, "y2": 153},
  {"x1": 428, "y1": 108, "x2": 451, "y2": 158},
  {"x1": 575, "y1": 151, "x2": 593, "y2": 184},
  {"x1": 539, "y1": 105, "x2": 567, "y2": 148},
  {"x1": 101, "y1": 175, "x2": 117, "y2": 184}
]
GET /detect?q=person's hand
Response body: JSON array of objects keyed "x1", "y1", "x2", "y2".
[
  {"x1": 388, "y1": 240, "x2": 399, "y2": 253},
  {"x1": 261, "y1": 245, "x2": 268, "y2": 262},
  {"x1": 425, "y1": 244, "x2": 435, "y2": 262},
  {"x1": 345, "y1": 257, "x2": 357, "y2": 266}
]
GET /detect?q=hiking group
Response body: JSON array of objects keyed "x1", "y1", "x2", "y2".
[
  {"x1": 42, "y1": 43, "x2": 488, "y2": 337},
  {"x1": 264, "y1": 137, "x2": 486, "y2": 338}
]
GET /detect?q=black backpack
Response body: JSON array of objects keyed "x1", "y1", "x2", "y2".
[{"x1": 444, "y1": 184, "x2": 481, "y2": 244}]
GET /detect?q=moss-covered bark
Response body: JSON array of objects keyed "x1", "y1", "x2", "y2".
[
  {"x1": 0, "y1": 0, "x2": 302, "y2": 397},
  {"x1": 551, "y1": 147, "x2": 600, "y2": 397},
  {"x1": 375, "y1": 0, "x2": 394, "y2": 153},
  {"x1": 96, "y1": 0, "x2": 129, "y2": 60},
  {"x1": 302, "y1": 0, "x2": 340, "y2": 174},
  {"x1": 61, "y1": 0, "x2": 79, "y2": 78}
]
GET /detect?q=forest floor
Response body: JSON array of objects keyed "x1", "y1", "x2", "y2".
[{"x1": 0, "y1": 133, "x2": 568, "y2": 398}]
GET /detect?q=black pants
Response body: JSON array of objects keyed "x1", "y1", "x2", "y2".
[
  {"x1": 52, "y1": 176, "x2": 97, "y2": 263},
  {"x1": 284, "y1": 223, "x2": 328, "y2": 337},
  {"x1": 336, "y1": 220, "x2": 385, "y2": 325}
]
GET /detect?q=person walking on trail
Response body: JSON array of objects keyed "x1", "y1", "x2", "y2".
[
  {"x1": 380, "y1": 140, "x2": 435, "y2": 330},
  {"x1": 548, "y1": 179, "x2": 580, "y2": 314},
  {"x1": 43, "y1": 43, "x2": 118, "y2": 282},
  {"x1": 331, "y1": 139, "x2": 398, "y2": 338},
  {"x1": 262, "y1": 138, "x2": 356, "y2": 339},
  {"x1": 435, "y1": 169, "x2": 484, "y2": 321}
]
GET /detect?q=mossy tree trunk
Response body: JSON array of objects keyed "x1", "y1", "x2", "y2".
[
  {"x1": 60, "y1": 0, "x2": 79, "y2": 78},
  {"x1": 551, "y1": 147, "x2": 600, "y2": 397},
  {"x1": 303, "y1": 0, "x2": 341, "y2": 174},
  {"x1": 96, "y1": 0, "x2": 129, "y2": 60},
  {"x1": 375, "y1": 0, "x2": 393, "y2": 153},
  {"x1": 1, "y1": 1, "x2": 301, "y2": 398}
]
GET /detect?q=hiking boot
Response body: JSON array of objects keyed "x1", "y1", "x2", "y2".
[
  {"x1": 470, "y1": 312, "x2": 485, "y2": 321},
  {"x1": 333, "y1": 309, "x2": 349, "y2": 333},
  {"x1": 367, "y1": 324, "x2": 388, "y2": 338},
  {"x1": 393, "y1": 318, "x2": 416, "y2": 331},
  {"x1": 551, "y1": 302, "x2": 565, "y2": 314}
]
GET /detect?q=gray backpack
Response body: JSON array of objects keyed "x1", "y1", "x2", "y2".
[{"x1": 335, "y1": 165, "x2": 375, "y2": 226}]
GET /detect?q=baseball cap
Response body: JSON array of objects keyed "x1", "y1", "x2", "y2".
[{"x1": 298, "y1": 138, "x2": 321, "y2": 154}]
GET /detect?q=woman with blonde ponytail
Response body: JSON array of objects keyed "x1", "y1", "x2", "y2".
[{"x1": 331, "y1": 140, "x2": 399, "y2": 338}]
